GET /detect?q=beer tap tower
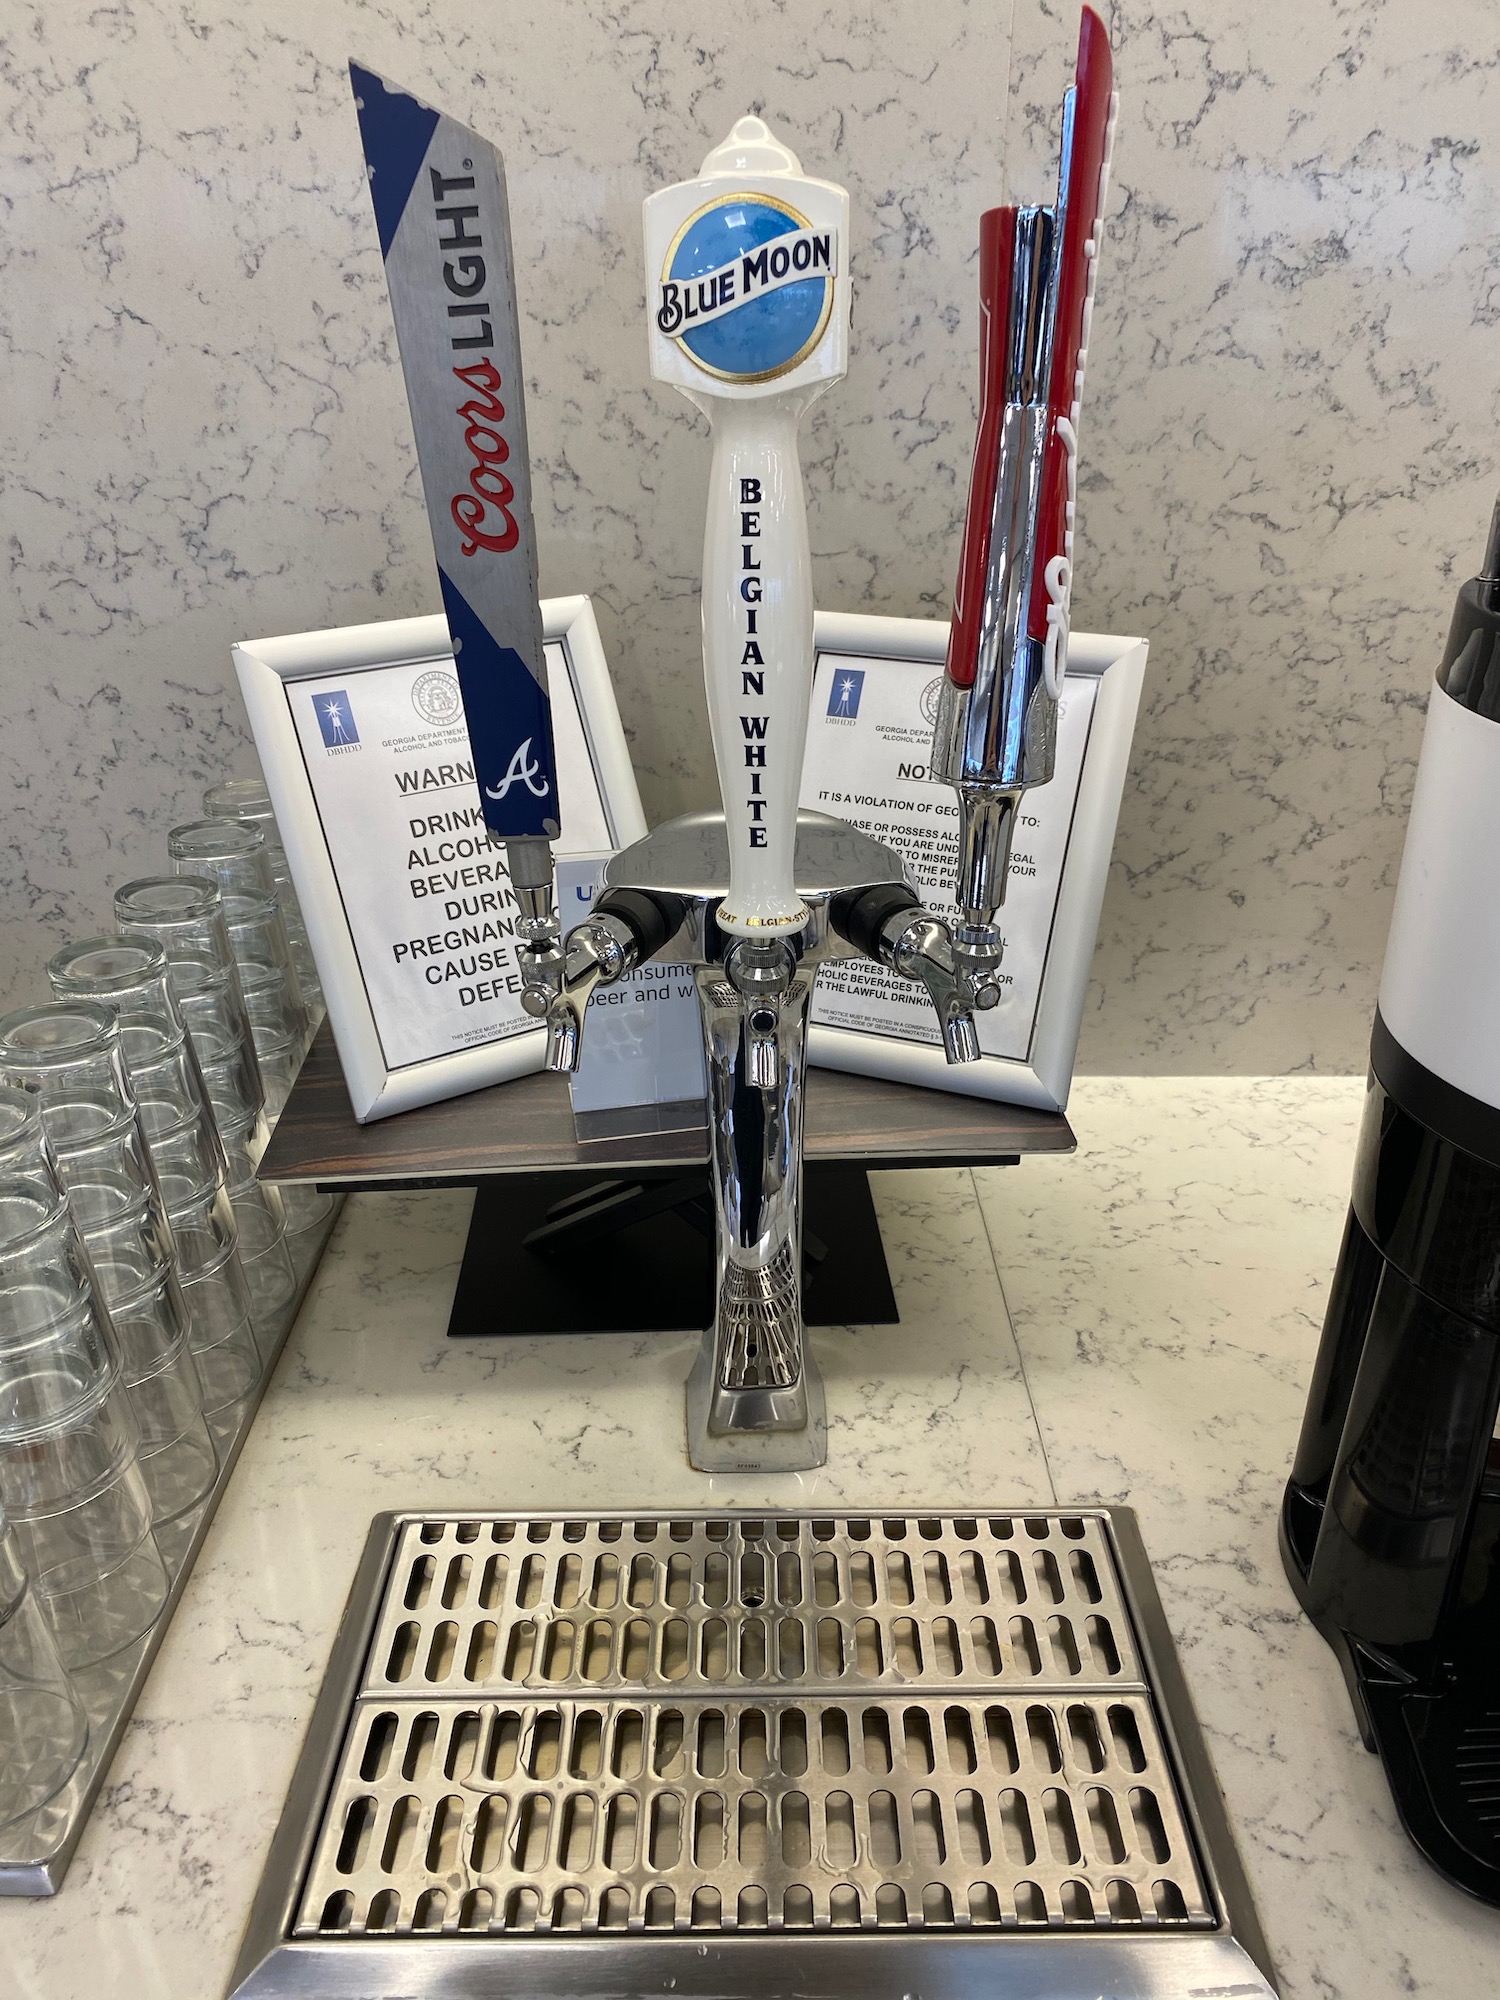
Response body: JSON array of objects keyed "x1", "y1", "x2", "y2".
[
  {"x1": 523, "y1": 118, "x2": 998, "y2": 1470},
  {"x1": 525, "y1": 20, "x2": 1115, "y2": 1474}
]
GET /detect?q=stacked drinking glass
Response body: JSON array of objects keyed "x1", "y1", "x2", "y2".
[
  {"x1": 0, "y1": 1083, "x2": 169, "y2": 1669},
  {"x1": 108, "y1": 883, "x2": 300, "y2": 1337},
  {"x1": 0, "y1": 1496, "x2": 89, "y2": 1827},
  {"x1": 167, "y1": 824, "x2": 334, "y2": 1240},
  {"x1": 0, "y1": 774, "x2": 342, "y2": 1772},
  {"x1": 203, "y1": 775, "x2": 325, "y2": 1025},
  {"x1": 165, "y1": 822, "x2": 308, "y2": 1112},
  {"x1": 112, "y1": 878, "x2": 264, "y2": 1135},
  {"x1": 45, "y1": 935, "x2": 298, "y2": 1372},
  {"x1": 0, "y1": 1004, "x2": 260, "y2": 1449}
]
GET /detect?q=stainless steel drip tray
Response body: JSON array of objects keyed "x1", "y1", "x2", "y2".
[{"x1": 229, "y1": 1509, "x2": 1279, "y2": 1998}]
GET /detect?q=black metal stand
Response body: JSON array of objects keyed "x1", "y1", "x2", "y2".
[
  {"x1": 446, "y1": 1164, "x2": 897, "y2": 1337},
  {"x1": 260, "y1": 1022, "x2": 1073, "y2": 1345}
]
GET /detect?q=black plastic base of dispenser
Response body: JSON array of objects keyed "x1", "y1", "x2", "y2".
[
  {"x1": 446, "y1": 1164, "x2": 899, "y2": 1338},
  {"x1": 1280, "y1": 1476, "x2": 1500, "y2": 1908}
]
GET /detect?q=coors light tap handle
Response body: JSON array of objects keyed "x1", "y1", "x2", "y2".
[
  {"x1": 644, "y1": 118, "x2": 850, "y2": 938},
  {"x1": 932, "y1": 7, "x2": 1116, "y2": 980},
  {"x1": 349, "y1": 65, "x2": 562, "y2": 974}
]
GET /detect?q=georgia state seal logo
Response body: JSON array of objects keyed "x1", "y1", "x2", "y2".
[
  {"x1": 656, "y1": 194, "x2": 837, "y2": 384},
  {"x1": 411, "y1": 669, "x2": 462, "y2": 728}
]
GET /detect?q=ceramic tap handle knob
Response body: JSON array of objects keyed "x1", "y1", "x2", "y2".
[{"x1": 644, "y1": 118, "x2": 850, "y2": 939}]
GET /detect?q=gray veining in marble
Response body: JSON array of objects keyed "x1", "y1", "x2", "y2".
[
  {"x1": 1017, "y1": 0, "x2": 1500, "y2": 1071},
  {"x1": 2, "y1": 2, "x2": 1498, "y2": 1070}
]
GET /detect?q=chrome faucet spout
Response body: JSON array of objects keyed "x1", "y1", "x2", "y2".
[
  {"x1": 526, "y1": 916, "x2": 634, "y2": 1075},
  {"x1": 879, "y1": 911, "x2": 991, "y2": 1066},
  {"x1": 827, "y1": 880, "x2": 997, "y2": 1065},
  {"x1": 509, "y1": 834, "x2": 565, "y2": 1025},
  {"x1": 530, "y1": 888, "x2": 689, "y2": 1075},
  {"x1": 726, "y1": 939, "x2": 797, "y2": 1092}
]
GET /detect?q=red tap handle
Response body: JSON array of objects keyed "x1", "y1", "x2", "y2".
[
  {"x1": 944, "y1": 204, "x2": 1016, "y2": 691},
  {"x1": 1026, "y1": 6, "x2": 1115, "y2": 650}
]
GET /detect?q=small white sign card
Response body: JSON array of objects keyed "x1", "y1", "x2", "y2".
[
  {"x1": 556, "y1": 856, "x2": 708, "y2": 1142},
  {"x1": 800, "y1": 612, "x2": 1146, "y2": 1111},
  {"x1": 233, "y1": 597, "x2": 646, "y2": 1122}
]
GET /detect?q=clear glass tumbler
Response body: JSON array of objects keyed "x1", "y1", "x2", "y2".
[
  {"x1": 103, "y1": 1268, "x2": 218, "y2": 1521},
  {"x1": 0, "y1": 1062, "x2": 212, "y2": 1529},
  {"x1": 167, "y1": 1185, "x2": 260, "y2": 1416},
  {"x1": 215, "y1": 1111, "x2": 297, "y2": 1345},
  {"x1": 113, "y1": 878, "x2": 264, "y2": 1129},
  {"x1": 43, "y1": 940, "x2": 256, "y2": 1501},
  {"x1": 0, "y1": 1096, "x2": 103, "y2": 1346},
  {"x1": 203, "y1": 774, "x2": 326, "y2": 1020},
  {"x1": 0, "y1": 1115, "x2": 169, "y2": 1669},
  {"x1": 166, "y1": 817, "x2": 278, "y2": 904},
  {"x1": 167, "y1": 822, "x2": 309, "y2": 1069},
  {"x1": 222, "y1": 897, "x2": 308, "y2": 1113},
  {"x1": 182, "y1": 969, "x2": 265, "y2": 1133},
  {"x1": 0, "y1": 1005, "x2": 251, "y2": 1464},
  {"x1": 47, "y1": 936, "x2": 229, "y2": 1209},
  {"x1": 0, "y1": 1500, "x2": 88, "y2": 1830},
  {"x1": 113, "y1": 880, "x2": 330, "y2": 1289},
  {"x1": 0, "y1": 1328, "x2": 170, "y2": 1669},
  {"x1": 205, "y1": 894, "x2": 327, "y2": 1223},
  {"x1": 195, "y1": 884, "x2": 326, "y2": 1214}
]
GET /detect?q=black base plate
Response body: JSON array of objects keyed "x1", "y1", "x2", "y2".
[
  {"x1": 447, "y1": 1165, "x2": 898, "y2": 1338},
  {"x1": 1280, "y1": 1479, "x2": 1500, "y2": 1907}
]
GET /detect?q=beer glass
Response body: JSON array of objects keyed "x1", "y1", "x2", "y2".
[
  {"x1": 0, "y1": 1499, "x2": 89, "y2": 1829},
  {"x1": 0, "y1": 1088, "x2": 168, "y2": 1667}
]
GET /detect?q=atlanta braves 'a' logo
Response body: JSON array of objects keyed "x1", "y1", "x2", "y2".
[{"x1": 484, "y1": 737, "x2": 550, "y2": 801}]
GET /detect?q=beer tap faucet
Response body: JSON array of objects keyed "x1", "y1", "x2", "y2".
[
  {"x1": 349, "y1": 65, "x2": 566, "y2": 1030},
  {"x1": 883, "y1": 913, "x2": 988, "y2": 1066},
  {"x1": 725, "y1": 939, "x2": 795, "y2": 1092},
  {"x1": 524, "y1": 911, "x2": 628, "y2": 1074},
  {"x1": 533, "y1": 10, "x2": 1116, "y2": 1472},
  {"x1": 931, "y1": 10, "x2": 1116, "y2": 965},
  {"x1": 538, "y1": 116, "x2": 989, "y2": 1471}
]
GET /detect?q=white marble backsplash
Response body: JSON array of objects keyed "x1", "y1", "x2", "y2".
[{"x1": 2, "y1": 1, "x2": 1497, "y2": 1068}]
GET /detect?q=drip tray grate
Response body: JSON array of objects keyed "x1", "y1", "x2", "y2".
[
  {"x1": 306, "y1": 1690, "x2": 1207, "y2": 1938},
  {"x1": 231, "y1": 1510, "x2": 1279, "y2": 1998}
]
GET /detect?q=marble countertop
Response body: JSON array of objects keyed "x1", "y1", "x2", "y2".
[{"x1": 5, "y1": 1075, "x2": 1497, "y2": 1999}]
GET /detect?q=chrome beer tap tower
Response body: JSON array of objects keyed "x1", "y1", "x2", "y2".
[
  {"x1": 520, "y1": 119, "x2": 1002, "y2": 1471},
  {"x1": 521, "y1": 27, "x2": 1116, "y2": 1471}
]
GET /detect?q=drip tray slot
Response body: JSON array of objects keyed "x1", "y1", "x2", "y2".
[{"x1": 230, "y1": 1509, "x2": 1280, "y2": 1998}]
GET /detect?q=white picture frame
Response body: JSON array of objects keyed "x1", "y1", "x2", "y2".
[
  {"x1": 802, "y1": 611, "x2": 1146, "y2": 1112},
  {"x1": 232, "y1": 596, "x2": 646, "y2": 1122}
]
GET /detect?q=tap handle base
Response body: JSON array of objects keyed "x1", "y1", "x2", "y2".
[
  {"x1": 593, "y1": 888, "x2": 688, "y2": 966},
  {"x1": 828, "y1": 882, "x2": 988, "y2": 1066},
  {"x1": 830, "y1": 882, "x2": 923, "y2": 960}
]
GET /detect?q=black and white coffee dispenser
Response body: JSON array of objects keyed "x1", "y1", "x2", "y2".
[{"x1": 1282, "y1": 493, "x2": 1500, "y2": 1905}]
